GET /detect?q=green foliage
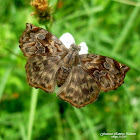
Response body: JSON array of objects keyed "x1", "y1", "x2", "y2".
[{"x1": 0, "y1": 0, "x2": 140, "y2": 140}]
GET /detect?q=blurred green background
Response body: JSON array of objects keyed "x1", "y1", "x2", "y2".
[{"x1": 0, "y1": 0, "x2": 140, "y2": 140}]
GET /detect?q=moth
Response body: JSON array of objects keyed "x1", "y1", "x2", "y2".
[{"x1": 19, "y1": 23, "x2": 130, "y2": 108}]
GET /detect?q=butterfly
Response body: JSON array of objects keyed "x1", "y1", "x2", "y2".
[{"x1": 19, "y1": 23, "x2": 130, "y2": 108}]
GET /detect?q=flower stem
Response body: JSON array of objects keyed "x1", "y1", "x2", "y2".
[{"x1": 27, "y1": 88, "x2": 39, "y2": 140}]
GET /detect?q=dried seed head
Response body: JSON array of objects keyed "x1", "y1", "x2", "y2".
[{"x1": 30, "y1": 0, "x2": 53, "y2": 22}]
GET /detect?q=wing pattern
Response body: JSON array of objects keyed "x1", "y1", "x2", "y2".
[
  {"x1": 57, "y1": 66, "x2": 100, "y2": 108},
  {"x1": 19, "y1": 23, "x2": 130, "y2": 108},
  {"x1": 80, "y1": 54, "x2": 130, "y2": 92},
  {"x1": 19, "y1": 23, "x2": 67, "y2": 57}
]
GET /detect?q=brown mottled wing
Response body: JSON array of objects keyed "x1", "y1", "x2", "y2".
[
  {"x1": 19, "y1": 23, "x2": 67, "y2": 57},
  {"x1": 80, "y1": 54, "x2": 130, "y2": 92},
  {"x1": 26, "y1": 55, "x2": 62, "y2": 93},
  {"x1": 57, "y1": 66, "x2": 100, "y2": 108}
]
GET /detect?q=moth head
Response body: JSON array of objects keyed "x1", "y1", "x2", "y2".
[{"x1": 70, "y1": 43, "x2": 81, "y2": 51}]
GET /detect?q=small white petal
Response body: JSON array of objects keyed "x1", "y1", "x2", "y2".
[
  {"x1": 79, "y1": 42, "x2": 88, "y2": 55},
  {"x1": 59, "y1": 33, "x2": 75, "y2": 49}
]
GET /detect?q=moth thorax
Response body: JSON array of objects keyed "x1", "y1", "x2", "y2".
[{"x1": 70, "y1": 43, "x2": 81, "y2": 51}]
